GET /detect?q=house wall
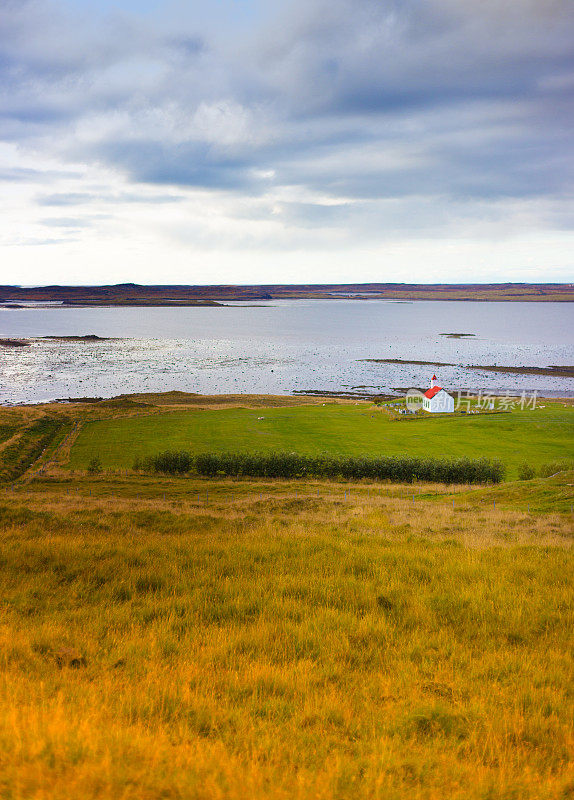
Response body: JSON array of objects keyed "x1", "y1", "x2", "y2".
[{"x1": 425, "y1": 390, "x2": 454, "y2": 413}]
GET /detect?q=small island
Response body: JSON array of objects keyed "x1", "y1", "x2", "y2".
[{"x1": 0, "y1": 338, "x2": 31, "y2": 347}]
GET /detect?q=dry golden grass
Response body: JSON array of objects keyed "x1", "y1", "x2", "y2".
[
  {"x1": 120, "y1": 391, "x2": 352, "y2": 408},
  {"x1": 0, "y1": 394, "x2": 573, "y2": 797},
  {"x1": 0, "y1": 477, "x2": 572, "y2": 799}
]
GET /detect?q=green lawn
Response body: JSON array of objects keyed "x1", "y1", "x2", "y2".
[{"x1": 68, "y1": 403, "x2": 574, "y2": 479}]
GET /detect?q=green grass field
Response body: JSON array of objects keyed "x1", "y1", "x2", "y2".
[{"x1": 68, "y1": 403, "x2": 574, "y2": 479}]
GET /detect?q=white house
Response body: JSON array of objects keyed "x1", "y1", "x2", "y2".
[{"x1": 422, "y1": 375, "x2": 455, "y2": 413}]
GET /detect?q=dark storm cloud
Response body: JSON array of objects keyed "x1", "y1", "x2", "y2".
[{"x1": 1, "y1": 0, "x2": 573, "y2": 226}]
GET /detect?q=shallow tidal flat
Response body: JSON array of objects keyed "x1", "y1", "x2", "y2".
[
  {"x1": 0, "y1": 300, "x2": 572, "y2": 403},
  {"x1": 363, "y1": 359, "x2": 574, "y2": 379}
]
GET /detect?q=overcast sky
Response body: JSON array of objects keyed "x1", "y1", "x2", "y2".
[{"x1": 1, "y1": 0, "x2": 573, "y2": 286}]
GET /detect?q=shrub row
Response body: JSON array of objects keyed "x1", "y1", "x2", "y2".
[
  {"x1": 136, "y1": 450, "x2": 504, "y2": 484},
  {"x1": 134, "y1": 451, "x2": 194, "y2": 475}
]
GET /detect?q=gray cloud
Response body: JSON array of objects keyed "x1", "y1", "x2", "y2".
[
  {"x1": 36, "y1": 193, "x2": 94, "y2": 206},
  {"x1": 36, "y1": 191, "x2": 184, "y2": 205},
  {"x1": 40, "y1": 216, "x2": 95, "y2": 228},
  {"x1": 1, "y1": 0, "x2": 573, "y2": 239},
  {"x1": 0, "y1": 167, "x2": 80, "y2": 182}
]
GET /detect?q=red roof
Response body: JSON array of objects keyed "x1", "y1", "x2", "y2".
[
  {"x1": 432, "y1": 374, "x2": 437, "y2": 380},
  {"x1": 424, "y1": 385, "x2": 443, "y2": 399}
]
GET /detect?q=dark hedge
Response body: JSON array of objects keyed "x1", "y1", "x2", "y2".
[{"x1": 137, "y1": 450, "x2": 504, "y2": 484}]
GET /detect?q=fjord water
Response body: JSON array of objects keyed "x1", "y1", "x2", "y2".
[{"x1": 0, "y1": 300, "x2": 572, "y2": 403}]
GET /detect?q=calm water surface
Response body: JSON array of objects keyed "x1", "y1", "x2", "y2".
[{"x1": 0, "y1": 300, "x2": 572, "y2": 403}]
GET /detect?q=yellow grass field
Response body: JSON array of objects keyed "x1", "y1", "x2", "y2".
[
  {"x1": 0, "y1": 394, "x2": 573, "y2": 798},
  {"x1": 0, "y1": 472, "x2": 573, "y2": 800}
]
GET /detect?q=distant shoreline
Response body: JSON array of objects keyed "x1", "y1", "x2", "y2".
[
  {"x1": 1, "y1": 281, "x2": 573, "y2": 305},
  {"x1": 2, "y1": 389, "x2": 573, "y2": 408}
]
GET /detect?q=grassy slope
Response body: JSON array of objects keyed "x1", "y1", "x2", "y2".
[
  {"x1": 0, "y1": 416, "x2": 71, "y2": 483},
  {"x1": 68, "y1": 403, "x2": 574, "y2": 479},
  {"x1": 446, "y1": 470, "x2": 574, "y2": 514},
  {"x1": 0, "y1": 480, "x2": 572, "y2": 800},
  {"x1": 0, "y1": 425, "x2": 18, "y2": 445}
]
